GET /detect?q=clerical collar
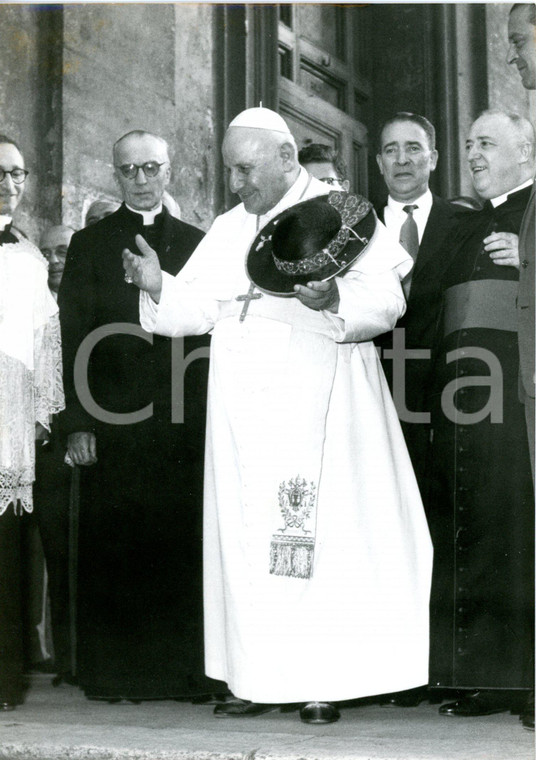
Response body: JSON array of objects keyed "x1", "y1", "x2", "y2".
[
  {"x1": 125, "y1": 203, "x2": 163, "y2": 225},
  {"x1": 0, "y1": 215, "x2": 13, "y2": 232},
  {"x1": 490, "y1": 179, "x2": 533, "y2": 208},
  {"x1": 387, "y1": 189, "x2": 432, "y2": 216}
]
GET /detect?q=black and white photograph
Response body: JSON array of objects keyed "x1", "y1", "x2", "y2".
[{"x1": 0, "y1": 2, "x2": 534, "y2": 758}]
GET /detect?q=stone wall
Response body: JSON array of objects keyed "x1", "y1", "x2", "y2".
[
  {"x1": 0, "y1": 3, "x2": 534, "y2": 240},
  {"x1": 62, "y1": 3, "x2": 217, "y2": 231},
  {"x1": 0, "y1": 5, "x2": 62, "y2": 243},
  {"x1": 172, "y1": 3, "x2": 218, "y2": 228}
]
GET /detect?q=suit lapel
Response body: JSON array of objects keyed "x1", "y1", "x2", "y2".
[
  {"x1": 377, "y1": 196, "x2": 455, "y2": 292},
  {"x1": 377, "y1": 205, "x2": 386, "y2": 225},
  {"x1": 519, "y1": 182, "x2": 535, "y2": 244},
  {"x1": 410, "y1": 196, "x2": 455, "y2": 285}
]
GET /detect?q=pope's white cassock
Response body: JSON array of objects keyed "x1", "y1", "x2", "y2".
[{"x1": 140, "y1": 168, "x2": 433, "y2": 703}]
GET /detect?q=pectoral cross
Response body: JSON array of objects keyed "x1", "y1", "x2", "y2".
[{"x1": 236, "y1": 283, "x2": 262, "y2": 322}]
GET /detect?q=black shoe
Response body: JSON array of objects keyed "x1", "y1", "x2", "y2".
[
  {"x1": 191, "y1": 692, "x2": 231, "y2": 705},
  {"x1": 213, "y1": 698, "x2": 278, "y2": 717},
  {"x1": 380, "y1": 686, "x2": 427, "y2": 707},
  {"x1": 439, "y1": 691, "x2": 509, "y2": 717},
  {"x1": 520, "y1": 692, "x2": 535, "y2": 731},
  {"x1": 300, "y1": 702, "x2": 340, "y2": 724}
]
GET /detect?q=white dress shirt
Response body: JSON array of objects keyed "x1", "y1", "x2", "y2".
[{"x1": 383, "y1": 189, "x2": 434, "y2": 245}]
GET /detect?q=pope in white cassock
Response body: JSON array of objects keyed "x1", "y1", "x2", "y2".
[{"x1": 123, "y1": 108, "x2": 433, "y2": 725}]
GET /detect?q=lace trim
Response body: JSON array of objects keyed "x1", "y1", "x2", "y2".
[
  {"x1": 34, "y1": 312, "x2": 65, "y2": 429},
  {"x1": 0, "y1": 469, "x2": 33, "y2": 515},
  {"x1": 0, "y1": 317, "x2": 64, "y2": 515}
]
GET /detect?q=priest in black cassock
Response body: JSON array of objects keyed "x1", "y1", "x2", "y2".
[
  {"x1": 59, "y1": 130, "x2": 223, "y2": 701},
  {"x1": 427, "y1": 110, "x2": 535, "y2": 718}
]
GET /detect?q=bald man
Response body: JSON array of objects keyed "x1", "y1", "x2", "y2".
[
  {"x1": 125, "y1": 108, "x2": 432, "y2": 724},
  {"x1": 58, "y1": 130, "x2": 219, "y2": 702},
  {"x1": 40, "y1": 225, "x2": 75, "y2": 294},
  {"x1": 32, "y1": 224, "x2": 75, "y2": 685},
  {"x1": 84, "y1": 200, "x2": 120, "y2": 227}
]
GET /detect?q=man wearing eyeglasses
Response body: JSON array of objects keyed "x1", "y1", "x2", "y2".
[
  {"x1": 0, "y1": 138, "x2": 28, "y2": 238},
  {"x1": 0, "y1": 135, "x2": 64, "y2": 710},
  {"x1": 58, "y1": 130, "x2": 222, "y2": 702}
]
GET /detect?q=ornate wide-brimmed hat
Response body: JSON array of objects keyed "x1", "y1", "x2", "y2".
[{"x1": 246, "y1": 191, "x2": 376, "y2": 296}]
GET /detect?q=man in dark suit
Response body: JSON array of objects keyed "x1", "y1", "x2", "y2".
[
  {"x1": 374, "y1": 113, "x2": 461, "y2": 709},
  {"x1": 507, "y1": 3, "x2": 536, "y2": 731},
  {"x1": 375, "y1": 113, "x2": 460, "y2": 494},
  {"x1": 508, "y1": 3, "x2": 535, "y2": 480},
  {"x1": 32, "y1": 225, "x2": 76, "y2": 686},
  {"x1": 58, "y1": 130, "x2": 223, "y2": 701}
]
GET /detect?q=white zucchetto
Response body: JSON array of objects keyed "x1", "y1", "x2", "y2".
[{"x1": 228, "y1": 107, "x2": 292, "y2": 135}]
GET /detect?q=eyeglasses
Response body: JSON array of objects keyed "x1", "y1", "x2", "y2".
[
  {"x1": 0, "y1": 168, "x2": 29, "y2": 184},
  {"x1": 115, "y1": 161, "x2": 167, "y2": 179},
  {"x1": 322, "y1": 177, "x2": 348, "y2": 186}
]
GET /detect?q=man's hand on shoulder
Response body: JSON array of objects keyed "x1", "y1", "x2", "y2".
[
  {"x1": 294, "y1": 279, "x2": 340, "y2": 313},
  {"x1": 122, "y1": 234, "x2": 163, "y2": 302},
  {"x1": 67, "y1": 431, "x2": 97, "y2": 466}
]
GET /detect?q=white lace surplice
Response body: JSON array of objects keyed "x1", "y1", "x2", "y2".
[{"x1": 0, "y1": 242, "x2": 64, "y2": 514}]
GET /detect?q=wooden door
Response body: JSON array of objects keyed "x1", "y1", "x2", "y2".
[{"x1": 277, "y1": 4, "x2": 371, "y2": 194}]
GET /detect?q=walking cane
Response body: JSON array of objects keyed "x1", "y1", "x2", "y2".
[{"x1": 68, "y1": 465, "x2": 80, "y2": 677}]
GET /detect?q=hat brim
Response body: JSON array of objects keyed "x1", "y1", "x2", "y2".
[{"x1": 246, "y1": 198, "x2": 377, "y2": 297}]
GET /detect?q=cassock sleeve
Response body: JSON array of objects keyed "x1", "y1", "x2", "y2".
[
  {"x1": 326, "y1": 219, "x2": 412, "y2": 343},
  {"x1": 57, "y1": 230, "x2": 98, "y2": 435}
]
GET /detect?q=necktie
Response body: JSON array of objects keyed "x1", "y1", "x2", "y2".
[
  {"x1": 399, "y1": 204, "x2": 419, "y2": 298},
  {"x1": 399, "y1": 204, "x2": 419, "y2": 261}
]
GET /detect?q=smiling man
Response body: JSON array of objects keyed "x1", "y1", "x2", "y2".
[
  {"x1": 58, "y1": 130, "x2": 219, "y2": 703},
  {"x1": 0, "y1": 135, "x2": 64, "y2": 710},
  {"x1": 426, "y1": 110, "x2": 535, "y2": 719},
  {"x1": 124, "y1": 107, "x2": 433, "y2": 726}
]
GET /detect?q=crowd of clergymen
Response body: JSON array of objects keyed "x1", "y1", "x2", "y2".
[{"x1": 0, "y1": 2, "x2": 534, "y2": 732}]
